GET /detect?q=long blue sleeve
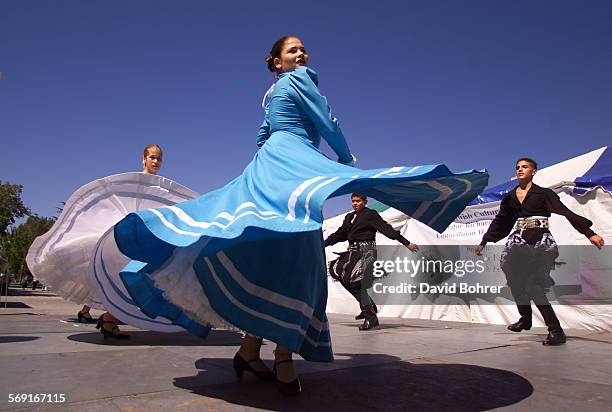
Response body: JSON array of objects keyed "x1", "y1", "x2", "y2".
[
  {"x1": 287, "y1": 68, "x2": 352, "y2": 164},
  {"x1": 256, "y1": 118, "x2": 270, "y2": 147}
]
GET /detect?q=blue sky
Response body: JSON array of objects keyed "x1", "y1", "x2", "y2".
[{"x1": 1, "y1": 1, "x2": 611, "y2": 219}]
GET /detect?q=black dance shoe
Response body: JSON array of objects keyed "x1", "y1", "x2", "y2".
[
  {"x1": 355, "y1": 303, "x2": 378, "y2": 320},
  {"x1": 542, "y1": 329, "x2": 567, "y2": 346},
  {"x1": 77, "y1": 311, "x2": 95, "y2": 323},
  {"x1": 96, "y1": 316, "x2": 130, "y2": 340},
  {"x1": 233, "y1": 352, "x2": 274, "y2": 382},
  {"x1": 359, "y1": 316, "x2": 379, "y2": 331},
  {"x1": 274, "y1": 359, "x2": 301, "y2": 396},
  {"x1": 507, "y1": 319, "x2": 532, "y2": 332}
]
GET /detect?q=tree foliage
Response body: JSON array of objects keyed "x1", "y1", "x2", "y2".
[
  {"x1": 0, "y1": 181, "x2": 30, "y2": 235},
  {"x1": 0, "y1": 216, "x2": 55, "y2": 275}
]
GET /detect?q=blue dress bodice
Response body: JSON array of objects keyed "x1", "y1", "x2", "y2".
[{"x1": 256, "y1": 67, "x2": 353, "y2": 164}]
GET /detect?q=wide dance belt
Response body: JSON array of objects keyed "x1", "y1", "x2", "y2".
[
  {"x1": 515, "y1": 217, "x2": 549, "y2": 230},
  {"x1": 348, "y1": 240, "x2": 377, "y2": 252}
]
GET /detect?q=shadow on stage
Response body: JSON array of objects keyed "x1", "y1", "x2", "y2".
[
  {"x1": 0, "y1": 302, "x2": 32, "y2": 309},
  {"x1": 0, "y1": 336, "x2": 40, "y2": 344},
  {"x1": 337, "y1": 322, "x2": 449, "y2": 331},
  {"x1": 173, "y1": 353, "x2": 534, "y2": 411},
  {"x1": 66, "y1": 329, "x2": 243, "y2": 347}
]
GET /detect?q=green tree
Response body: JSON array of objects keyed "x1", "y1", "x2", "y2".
[
  {"x1": 0, "y1": 216, "x2": 55, "y2": 276},
  {"x1": 0, "y1": 181, "x2": 30, "y2": 235}
]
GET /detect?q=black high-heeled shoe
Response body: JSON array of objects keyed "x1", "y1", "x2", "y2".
[
  {"x1": 96, "y1": 316, "x2": 130, "y2": 340},
  {"x1": 274, "y1": 359, "x2": 301, "y2": 396},
  {"x1": 77, "y1": 311, "x2": 95, "y2": 323},
  {"x1": 233, "y1": 352, "x2": 274, "y2": 382}
]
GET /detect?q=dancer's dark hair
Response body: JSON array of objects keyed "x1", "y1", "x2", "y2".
[
  {"x1": 265, "y1": 35, "x2": 300, "y2": 72},
  {"x1": 516, "y1": 157, "x2": 537, "y2": 170}
]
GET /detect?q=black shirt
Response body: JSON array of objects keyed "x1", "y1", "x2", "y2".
[
  {"x1": 480, "y1": 184, "x2": 596, "y2": 245},
  {"x1": 324, "y1": 207, "x2": 410, "y2": 247}
]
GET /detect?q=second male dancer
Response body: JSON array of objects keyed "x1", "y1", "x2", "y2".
[{"x1": 325, "y1": 193, "x2": 418, "y2": 330}]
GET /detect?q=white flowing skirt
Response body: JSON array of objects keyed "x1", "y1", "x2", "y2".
[{"x1": 26, "y1": 172, "x2": 197, "y2": 332}]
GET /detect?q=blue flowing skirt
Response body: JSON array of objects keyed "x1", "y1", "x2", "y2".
[{"x1": 114, "y1": 132, "x2": 488, "y2": 361}]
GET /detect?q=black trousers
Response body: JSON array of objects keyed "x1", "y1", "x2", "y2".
[
  {"x1": 345, "y1": 282, "x2": 377, "y2": 320},
  {"x1": 509, "y1": 281, "x2": 561, "y2": 331},
  {"x1": 329, "y1": 243, "x2": 378, "y2": 320},
  {"x1": 501, "y1": 238, "x2": 562, "y2": 332},
  {"x1": 515, "y1": 303, "x2": 561, "y2": 332}
]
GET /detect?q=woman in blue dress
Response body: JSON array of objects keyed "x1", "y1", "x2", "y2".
[{"x1": 113, "y1": 35, "x2": 489, "y2": 396}]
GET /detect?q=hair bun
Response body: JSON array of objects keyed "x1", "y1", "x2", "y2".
[{"x1": 265, "y1": 54, "x2": 276, "y2": 72}]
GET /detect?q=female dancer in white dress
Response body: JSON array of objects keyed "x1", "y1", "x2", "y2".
[
  {"x1": 95, "y1": 145, "x2": 163, "y2": 338},
  {"x1": 27, "y1": 144, "x2": 195, "y2": 339}
]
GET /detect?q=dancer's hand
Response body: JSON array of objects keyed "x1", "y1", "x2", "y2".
[
  {"x1": 406, "y1": 242, "x2": 419, "y2": 252},
  {"x1": 474, "y1": 245, "x2": 484, "y2": 256},
  {"x1": 589, "y1": 235, "x2": 604, "y2": 249}
]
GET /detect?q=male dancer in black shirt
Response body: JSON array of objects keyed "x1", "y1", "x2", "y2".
[
  {"x1": 325, "y1": 193, "x2": 418, "y2": 330},
  {"x1": 476, "y1": 158, "x2": 604, "y2": 345}
]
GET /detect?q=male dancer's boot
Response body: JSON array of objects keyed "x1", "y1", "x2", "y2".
[
  {"x1": 359, "y1": 306, "x2": 379, "y2": 331},
  {"x1": 507, "y1": 305, "x2": 532, "y2": 332},
  {"x1": 539, "y1": 304, "x2": 566, "y2": 345},
  {"x1": 355, "y1": 302, "x2": 377, "y2": 320},
  {"x1": 542, "y1": 327, "x2": 566, "y2": 345}
]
